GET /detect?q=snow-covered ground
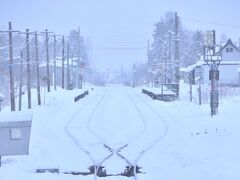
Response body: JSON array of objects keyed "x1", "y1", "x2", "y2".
[{"x1": 1, "y1": 83, "x2": 240, "y2": 180}]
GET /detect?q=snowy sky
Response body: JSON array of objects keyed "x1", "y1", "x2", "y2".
[{"x1": 1, "y1": 0, "x2": 240, "y2": 72}]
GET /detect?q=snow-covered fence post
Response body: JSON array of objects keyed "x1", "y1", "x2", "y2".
[
  {"x1": 198, "y1": 84, "x2": 202, "y2": 105},
  {"x1": 0, "y1": 94, "x2": 5, "y2": 111}
]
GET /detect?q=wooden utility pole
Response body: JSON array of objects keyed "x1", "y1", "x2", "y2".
[
  {"x1": 45, "y1": 29, "x2": 50, "y2": 92},
  {"x1": 67, "y1": 41, "x2": 70, "y2": 89},
  {"x1": 35, "y1": 32, "x2": 41, "y2": 105},
  {"x1": 62, "y1": 35, "x2": 65, "y2": 89},
  {"x1": 71, "y1": 50, "x2": 74, "y2": 80},
  {"x1": 174, "y1": 12, "x2": 180, "y2": 97},
  {"x1": 53, "y1": 34, "x2": 57, "y2": 90},
  {"x1": 77, "y1": 27, "x2": 82, "y2": 89},
  {"x1": 18, "y1": 51, "x2": 23, "y2": 111},
  {"x1": 51, "y1": 34, "x2": 61, "y2": 90},
  {"x1": 0, "y1": 22, "x2": 19, "y2": 111},
  {"x1": 168, "y1": 31, "x2": 173, "y2": 82},
  {"x1": 133, "y1": 64, "x2": 136, "y2": 88},
  {"x1": 9, "y1": 22, "x2": 15, "y2": 111},
  {"x1": 147, "y1": 40, "x2": 150, "y2": 87},
  {"x1": 26, "y1": 29, "x2": 31, "y2": 109}
]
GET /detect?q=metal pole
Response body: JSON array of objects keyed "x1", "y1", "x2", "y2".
[
  {"x1": 9, "y1": 22, "x2": 15, "y2": 111},
  {"x1": 26, "y1": 29, "x2": 31, "y2": 109}
]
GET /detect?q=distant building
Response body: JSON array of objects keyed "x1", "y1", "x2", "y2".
[{"x1": 181, "y1": 39, "x2": 240, "y2": 86}]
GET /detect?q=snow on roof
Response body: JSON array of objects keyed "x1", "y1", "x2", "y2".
[
  {"x1": 39, "y1": 59, "x2": 77, "y2": 68},
  {"x1": 181, "y1": 61, "x2": 205, "y2": 72},
  {"x1": 0, "y1": 111, "x2": 32, "y2": 123},
  {"x1": 219, "y1": 61, "x2": 240, "y2": 65}
]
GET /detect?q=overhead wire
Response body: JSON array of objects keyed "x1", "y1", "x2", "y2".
[{"x1": 182, "y1": 17, "x2": 240, "y2": 29}]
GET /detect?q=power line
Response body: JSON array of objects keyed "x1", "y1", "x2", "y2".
[
  {"x1": 182, "y1": 17, "x2": 240, "y2": 29},
  {"x1": 92, "y1": 46, "x2": 147, "y2": 50}
]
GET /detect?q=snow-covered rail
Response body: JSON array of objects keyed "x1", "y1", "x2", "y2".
[
  {"x1": 108, "y1": 90, "x2": 169, "y2": 179},
  {"x1": 64, "y1": 88, "x2": 168, "y2": 179},
  {"x1": 130, "y1": 91, "x2": 168, "y2": 178},
  {"x1": 64, "y1": 92, "x2": 109, "y2": 180},
  {"x1": 64, "y1": 91, "x2": 137, "y2": 179}
]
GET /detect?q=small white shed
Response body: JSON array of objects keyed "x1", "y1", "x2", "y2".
[{"x1": 0, "y1": 112, "x2": 32, "y2": 166}]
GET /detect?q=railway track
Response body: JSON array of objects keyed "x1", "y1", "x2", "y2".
[{"x1": 64, "y1": 88, "x2": 169, "y2": 179}]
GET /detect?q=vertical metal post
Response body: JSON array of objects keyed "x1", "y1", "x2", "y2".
[
  {"x1": 204, "y1": 43, "x2": 221, "y2": 116},
  {"x1": 9, "y1": 22, "x2": 15, "y2": 111},
  {"x1": 45, "y1": 29, "x2": 50, "y2": 92},
  {"x1": 35, "y1": 32, "x2": 41, "y2": 105},
  {"x1": 26, "y1": 28, "x2": 31, "y2": 109},
  {"x1": 210, "y1": 66, "x2": 219, "y2": 116},
  {"x1": 61, "y1": 36, "x2": 65, "y2": 89},
  {"x1": 0, "y1": 156, "x2": 1, "y2": 167}
]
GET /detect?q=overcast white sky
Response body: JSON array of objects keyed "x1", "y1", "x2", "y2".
[{"x1": 1, "y1": 0, "x2": 240, "y2": 72}]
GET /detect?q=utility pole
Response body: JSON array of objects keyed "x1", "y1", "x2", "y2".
[
  {"x1": 45, "y1": 29, "x2": 50, "y2": 92},
  {"x1": 168, "y1": 31, "x2": 173, "y2": 82},
  {"x1": 0, "y1": 22, "x2": 19, "y2": 111},
  {"x1": 77, "y1": 27, "x2": 82, "y2": 89},
  {"x1": 62, "y1": 35, "x2": 65, "y2": 89},
  {"x1": 147, "y1": 40, "x2": 150, "y2": 87},
  {"x1": 18, "y1": 51, "x2": 23, "y2": 111},
  {"x1": 35, "y1": 32, "x2": 41, "y2": 105},
  {"x1": 19, "y1": 29, "x2": 33, "y2": 109},
  {"x1": 174, "y1": 12, "x2": 180, "y2": 97},
  {"x1": 51, "y1": 33, "x2": 61, "y2": 90},
  {"x1": 9, "y1": 22, "x2": 15, "y2": 111},
  {"x1": 26, "y1": 29, "x2": 31, "y2": 109},
  {"x1": 53, "y1": 34, "x2": 57, "y2": 90},
  {"x1": 67, "y1": 41, "x2": 70, "y2": 89},
  {"x1": 40, "y1": 29, "x2": 54, "y2": 92},
  {"x1": 133, "y1": 64, "x2": 136, "y2": 88},
  {"x1": 71, "y1": 50, "x2": 74, "y2": 86}
]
